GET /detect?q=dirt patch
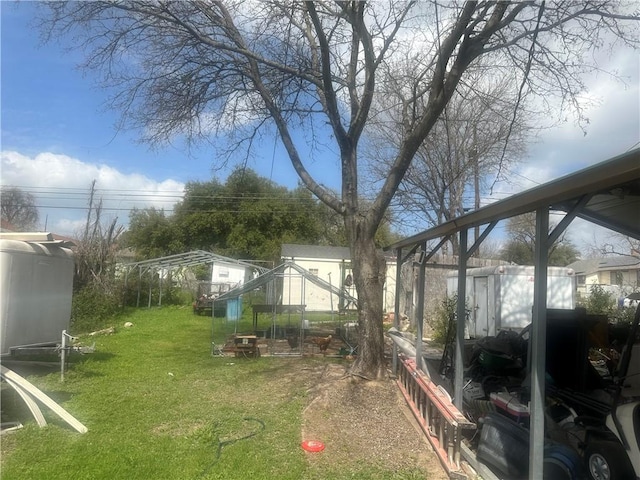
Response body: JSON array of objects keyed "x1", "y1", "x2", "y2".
[{"x1": 300, "y1": 362, "x2": 449, "y2": 479}]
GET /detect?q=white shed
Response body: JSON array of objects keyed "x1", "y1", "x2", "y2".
[
  {"x1": 0, "y1": 233, "x2": 75, "y2": 355},
  {"x1": 447, "y1": 265, "x2": 576, "y2": 337},
  {"x1": 210, "y1": 261, "x2": 247, "y2": 293},
  {"x1": 280, "y1": 244, "x2": 397, "y2": 312},
  {"x1": 281, "y1": 244, "x2": 354, "y2": 311}
]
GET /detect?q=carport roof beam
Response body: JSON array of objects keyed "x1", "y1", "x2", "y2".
[{"x1": 386, "y1": 148, "x2": 640, "y2": 251}]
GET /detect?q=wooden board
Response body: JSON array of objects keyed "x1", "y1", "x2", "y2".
[
  {"x1": 1, "y1": 365, "x2": 88, "y2": 433},
  {"x1": 2, "y1": 376, "x2": 47, "y2": 427}
]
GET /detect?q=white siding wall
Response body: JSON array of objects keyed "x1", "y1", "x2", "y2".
[
  {"x1": 211, "y1": 264, "x2": 246, "y2": 287},
  {"x1": 383, "y1": 261, "x2": 397, "y2": 313},
  {"x1": 281, "y1": 257, "x2": 397, "y2": 312},
  {"x1": 282, "y1": 258, "x2": 352, "y2": 311}
]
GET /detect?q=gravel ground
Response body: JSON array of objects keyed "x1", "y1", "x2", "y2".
[{"x1": 300, "y1": 362, "x2": 449, "y2": 479}]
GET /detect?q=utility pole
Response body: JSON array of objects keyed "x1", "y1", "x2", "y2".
[{"x1": 472, "y1": 125, "x2": 480, "y2": 254}]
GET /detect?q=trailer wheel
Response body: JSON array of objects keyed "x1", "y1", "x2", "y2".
[{"x1": 585, "y1": 440, "x2": 634, "y2": 480}]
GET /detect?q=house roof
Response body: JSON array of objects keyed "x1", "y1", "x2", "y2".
[
  {"x1": 281, "y1": 244, "x2": 351, "y2": 260},
  {"x1": 568, "y1": 255, "x2": 640, "y2": 275}
]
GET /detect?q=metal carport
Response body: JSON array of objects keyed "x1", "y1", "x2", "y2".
[
  {"x1": 120, "y1": 250, "x2": 269, "y2": 307},
  {"x1": 386, "y1": 148, "x2": 640, "y2": 479}
]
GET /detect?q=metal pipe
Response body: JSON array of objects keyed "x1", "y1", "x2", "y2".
[
  {"x1": 60, "y1": 330, "x2": 67, "y2": 382},
  {"x1": 415, "y1": 242, "x2": 427, "y2": 374},
  {"x1": 136, "y1": 267, "x2": 142, "y2": 307},
  {"x1": 148, "y1": 268, "x2": 153, "y2": 308}
]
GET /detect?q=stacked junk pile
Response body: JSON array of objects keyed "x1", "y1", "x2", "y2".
[
  {"x1": 390, "y1": 301, "x2": 640, "y2": 480},
  {"x1": 461, "y1": 304, "x2": 639, "y2": 480}
]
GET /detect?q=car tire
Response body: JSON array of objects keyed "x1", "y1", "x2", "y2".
[{"x1": 584, "y1": 439, "x2": 635, "y2": 480}]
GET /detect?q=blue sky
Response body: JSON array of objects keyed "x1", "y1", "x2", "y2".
[{"x1": 1, "y1": 2, "x2": 639, "y2": 250}]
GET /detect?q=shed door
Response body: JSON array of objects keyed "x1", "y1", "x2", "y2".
[{"x1": 473, "y1": 277, "x2": 489, "y2": 337}]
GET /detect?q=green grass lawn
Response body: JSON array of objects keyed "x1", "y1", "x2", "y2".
[{"x1": 0, "y1": 306, "x2": 420, "y2": 480}]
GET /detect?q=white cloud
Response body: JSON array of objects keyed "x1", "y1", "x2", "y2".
[
  {"x1": 561, "y1": 217, "x2": 609, "y2": 255},
  {"x1": 477, "y1": 46, "x2": 639, "y2": 255},
  {"x1": 1, "y1": 151, "x2": 185, "y2": 236},
  {"x1": 526, "y1": 47, "x2": 639, "y2": 171}
]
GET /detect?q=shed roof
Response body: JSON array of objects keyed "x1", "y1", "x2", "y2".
[{"x1": 281, "y1": 244, "x2": 351, "y2": 260}]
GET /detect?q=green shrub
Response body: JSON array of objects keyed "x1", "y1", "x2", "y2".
[
  {"x1": 430, "y1": 295, "x2": 458, "y2": 345},
  {"x1": 71, "y1": 282, "x2": 122, "y2": 334},
  {"x1": 583, "y1": 284, "x2": 615, "y2": 315},
  {"x1": 610, "y1": 305, "x2": 636, "y2": 325},
  {"x1": 578, "y1": 284, "x2": 636, "y2": 325}
]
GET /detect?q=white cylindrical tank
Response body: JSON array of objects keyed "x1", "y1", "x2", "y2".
[{"x1": 1, "y1": 238, "x2": 74, "y2": 355}]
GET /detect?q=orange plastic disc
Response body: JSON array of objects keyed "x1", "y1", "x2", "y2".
[{"x1": 301, "y1": 440, "x2": 325, "y2": 452}]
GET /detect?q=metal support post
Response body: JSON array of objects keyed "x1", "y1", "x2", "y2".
[
  {"x1": 529, "y1": 207, "x2": 549, "y2": 480},
  {"x1": 454, "y1": 229, "x2": 468, "y2": 410}
]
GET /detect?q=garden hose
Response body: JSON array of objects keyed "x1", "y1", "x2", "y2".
[{"x1": 197, "y1": 417, "x2": 266, "y2": 478}]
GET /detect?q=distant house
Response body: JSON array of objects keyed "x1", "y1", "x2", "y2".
[
  {"x1": 210, "y1": 261, "x2": 248, "y2": 294},
  {"x1": 568, "y1": 255, "x2": 640, "y2": 298},
  {"x1": 280, "y1": 244, "x2": 397, "y2": 313}
]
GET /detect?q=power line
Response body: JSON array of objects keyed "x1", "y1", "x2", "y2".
[{"x1": 1, "y1": 182, "x2": 322, "y2": 199}]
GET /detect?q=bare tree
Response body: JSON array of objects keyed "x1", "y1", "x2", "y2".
[
  {"x1": 74, "y1": 181, "x2": 124, "y2": 291},
  {"x1": 371, "y1": 74, "x2": 529, "y2": 253},
  {"x1": 40, "y1": 1, "x2": 639, "y2": 379},
  {"x1": 597, "y1": 233, "x2": 640, "y2": 257},
  {"x1": 1, "y1": 186, "x2": 40, "y2": 231}
]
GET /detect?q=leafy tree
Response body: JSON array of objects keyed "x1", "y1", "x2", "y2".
[
  {"x1": 42, "y1": 1, "x2": 639, "y2": 378},
  {"x1": 123, "y1": 207, "x2": 185, "y2": 259},
  {"x1": 500, "y1": 212, "x2": 580, "y2": 266},
  {"x1": 172, "y1": 168, "x2": 341, "y2": 259},
  {"x1": 171, "y1": 178, "x2": 227, "y2": 252},
  {"x1": 126, "y1": 168, "x2": 349, "y2": 261},
  {"x1": 1, "y1": 186, "x2": 39, "y2": 231}
]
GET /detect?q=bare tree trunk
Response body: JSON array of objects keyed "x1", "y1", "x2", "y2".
[{"x1": 347, "y1": 216, "x2": 387, "y2": 379}]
